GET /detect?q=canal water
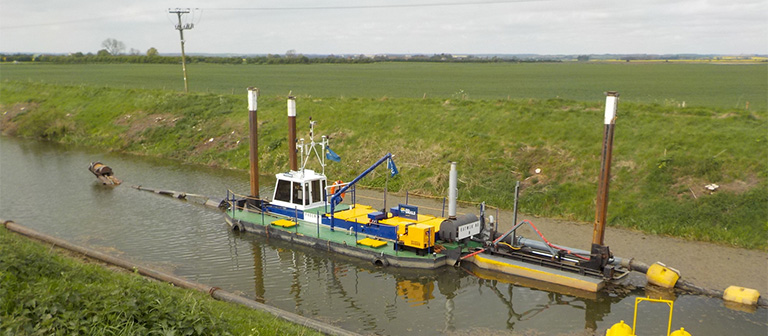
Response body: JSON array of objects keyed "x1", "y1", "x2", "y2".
[{"x1": 1, "y1": 135, "x2": 765, "y2": 335}]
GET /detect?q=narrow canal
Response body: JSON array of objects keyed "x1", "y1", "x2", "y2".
[{"x1": 1, "y1": 136, "x2": 765, "y2": 335}]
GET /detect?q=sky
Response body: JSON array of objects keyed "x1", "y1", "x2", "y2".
[{"x1": 1, "y1": 0, "x2": 766, "y2": 55}]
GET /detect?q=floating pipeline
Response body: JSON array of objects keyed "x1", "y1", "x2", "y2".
[{"x1": 1, "y1": 218, "x2": 360, "y2": 336}]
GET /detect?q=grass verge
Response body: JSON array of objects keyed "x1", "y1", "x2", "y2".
[
  {"x1": 1, "y1": 81, "x2": 766, "y2": 250},
  {"x1": 0, "y1": 224, "x2": 322, "y2": 336}
]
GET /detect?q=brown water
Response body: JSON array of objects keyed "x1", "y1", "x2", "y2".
[{"x1": 1, "y1": 136, "x2": 765, "y2": 335}]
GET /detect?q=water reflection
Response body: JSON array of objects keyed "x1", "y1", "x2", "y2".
[{"x1": 233, "y1": 231, "x2": 625, "y2": 334}]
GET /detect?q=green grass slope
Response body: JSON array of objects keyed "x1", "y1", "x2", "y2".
[{"x1": 1, "y1": 81, "x2": 766, "y2": 249}]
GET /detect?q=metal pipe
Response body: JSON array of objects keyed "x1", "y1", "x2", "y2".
[
  {"x1": 592, "y1": 91, "x2": 619, "y2": 246},
  {"x1": 248, "y1": 87, "x2": 260, "y2": 198},
  {"x1": 287, "y1": 96, "x2": 298, "y2": 172},
  {"x1": 2, "y1": 219, "x2": 360, "y2": 336},
  {"x1": 448, "y1": 162, "x2": 457, "y2": 219},
  {"x1": 511, "y1": 181, "x2": 520, "y2": 242}
]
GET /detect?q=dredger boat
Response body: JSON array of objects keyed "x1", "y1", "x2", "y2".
[{"x1": 224, "y1": 88, "x2": 629, "y2": 292}]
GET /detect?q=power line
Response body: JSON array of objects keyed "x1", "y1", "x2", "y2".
[
  {"x1": 205, "y1": 0, "x2": 551, "y2": 11},
  {"x1": 0, "y1": 11, "x2": 156, "y2": 30},
  {"x1": 0, "y1": 1, "x2": 546, "y2": 30}
]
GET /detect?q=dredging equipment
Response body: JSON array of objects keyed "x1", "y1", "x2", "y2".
[
  {"x1": 131, "y1": 87, "x2": 764, "y2": 302},
  {"x1": 220, "y1": 88, "x2": 628, "y2": 291},
  {"x1": 459, "y1": 91, "x2": 625, "y2": 292},
  {"x1": 88, "y1": 161, "x2": 121, "y2": 185}
]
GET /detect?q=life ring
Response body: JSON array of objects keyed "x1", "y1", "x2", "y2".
[{"x1": 330, "y1": 180, "x2": 345, "y2": 198}]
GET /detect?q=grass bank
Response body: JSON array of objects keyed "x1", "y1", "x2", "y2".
[
  {"x1": 1, "y1": 81, "x2": 766, "y2": 249},
  {"x1": 0, "y1": 224, "x2": 322, "y2": 335}
]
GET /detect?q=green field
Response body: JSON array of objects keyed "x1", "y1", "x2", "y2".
[{"x1": 1, "y1": 62, "x2": 766, "y2": 110}]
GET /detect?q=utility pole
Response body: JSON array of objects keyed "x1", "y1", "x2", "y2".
[{"x1": 169, "y1": 8, "x2": 193, "y2": 93}]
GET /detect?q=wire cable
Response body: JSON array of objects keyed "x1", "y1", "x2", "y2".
[{"x1": 205, "y1": 0, "x2": 552, "y2": 11}]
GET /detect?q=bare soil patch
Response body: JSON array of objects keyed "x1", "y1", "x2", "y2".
[
  {"x1": 0, "y1": 102, "x2": 38, "y2": 135},
  {"x1": 114, "y1": 112, "x2": 178, "y2": 141}
]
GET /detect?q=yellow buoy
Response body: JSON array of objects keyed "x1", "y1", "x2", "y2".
[
  {"x1": 723, "y1": 286, "x2": 760, "y2": 306},
  {"x1": 605, "y1": 320, "x2": 633, "y2": 336},
  {"x1": 646, "y1": 262, "x2": 680, "y2": 288},
  {"x1": 670, "y1": 327, "x2": 692, "y2": 336}
]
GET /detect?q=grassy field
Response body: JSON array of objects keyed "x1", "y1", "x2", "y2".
[
  {"x1": 1, "y1": 62, "x2": 765, "y2": 110},
  {"x1": 2, "y1": 80, "x2": 766, "y2": 249},
  {"x1": 0, "y1": 225, "x2": 322, "y2": 335}
]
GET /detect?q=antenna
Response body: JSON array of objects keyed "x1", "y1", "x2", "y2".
[{"x1": 169, "y1": 8, "x2": 194, "y2": 93}]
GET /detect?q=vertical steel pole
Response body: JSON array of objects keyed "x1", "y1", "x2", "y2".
[
  {"x1": 248, "y1": 88, "x2": 260, "y2": 198},
  {"x1": 511, "y1": 181, "x2": 519, "y2": 241},
  {"x1": 592, "y1": 91, "x2": 619, "y2": 246},
  {"x1": 287, "y1": 97, "x2": 298, "y2": 172}
]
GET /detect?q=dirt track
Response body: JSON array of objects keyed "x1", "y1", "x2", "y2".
[{"x1": 355, "y1": 189, "x2": 768, "y2": 294}]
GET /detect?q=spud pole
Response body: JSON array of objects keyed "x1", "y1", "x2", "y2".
[
  {"x1": 248, "y1": 87, "x2": 260, "y2": 199},
  {"x1": 287, "y1": 96, "x2": 298, "y2": 172},
  {"x1": 592, "y1": 91, "x2": 619, "y2": 246}
]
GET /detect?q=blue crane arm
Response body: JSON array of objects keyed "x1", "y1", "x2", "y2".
[{"x1": 329, "y1": 153, "x2": 392, "y2": 229}]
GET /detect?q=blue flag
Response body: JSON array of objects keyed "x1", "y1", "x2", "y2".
[
  {"x1": 388, "y1": 158, "x2": 399, "y2": 177},
  {"x1": 326, "y1": 146, "x2": 341, "y2": 162}
]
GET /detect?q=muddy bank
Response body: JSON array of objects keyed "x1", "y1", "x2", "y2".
[{"x1": 353, "y1": 188, "x2": 768, "y2": 295}]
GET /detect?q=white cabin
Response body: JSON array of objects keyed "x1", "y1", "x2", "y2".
[{"x1": 270, "y1": 169, "x2": 328, "y2": 211}]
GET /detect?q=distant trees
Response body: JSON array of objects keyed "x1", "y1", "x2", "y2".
[
  {"x1": 577, "y1": 55, "x2": 590, "y2": 62},
  {"x1": 101, "y1": 38, "x2": 125, "y2": 55},
  {"x1": 1, "y1": 52, "x2": 563, "y2": 65}
]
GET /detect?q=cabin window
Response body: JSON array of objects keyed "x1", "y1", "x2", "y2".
[
  {"x1": 292, "y1": 182, "x2": 306, "y2": 205},
  {"x1": 321, "y1": 180, "x2": 327, "y2": 201},
  {"x1": 274, "y1": 180, "x2": 291, "y2": 203},
  {"x1": 311, "y1": 180, "x2": 321, "y2": 204}
]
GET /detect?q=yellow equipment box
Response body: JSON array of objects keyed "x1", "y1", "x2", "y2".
[{"x1": 400, "y1": 223, "x2": 435, "y2": 250}]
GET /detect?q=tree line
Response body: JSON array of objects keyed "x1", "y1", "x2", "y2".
[
  {"x1": 1, "y1": 38, "x2": 559, "y2": 64},
  {"x1": 0, "y1": 52, "x2": 562, "y2": 65}
]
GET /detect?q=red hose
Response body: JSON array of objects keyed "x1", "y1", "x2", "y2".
[{"x1": 524, "y1": 220, "x2": 590, "y2": 261}]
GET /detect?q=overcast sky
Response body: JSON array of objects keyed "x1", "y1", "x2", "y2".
[{"x1": 1, "y1": 0, "x2": 766, "y2": 55}]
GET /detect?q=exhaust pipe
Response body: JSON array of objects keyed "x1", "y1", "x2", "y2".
[{"x1": 448, "y1": 162, "x2": 457, "y2": 220}]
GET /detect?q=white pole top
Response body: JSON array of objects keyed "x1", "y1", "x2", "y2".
[
  {"x1": 604, "y1": 91, "x2": 619, "y2": 125},
  {"x1": 287, "y1": 97, "x2": 297, "y2": 117},
  {"x1": 247, "y1": 87, "x2": 259, "y2": 111}
]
